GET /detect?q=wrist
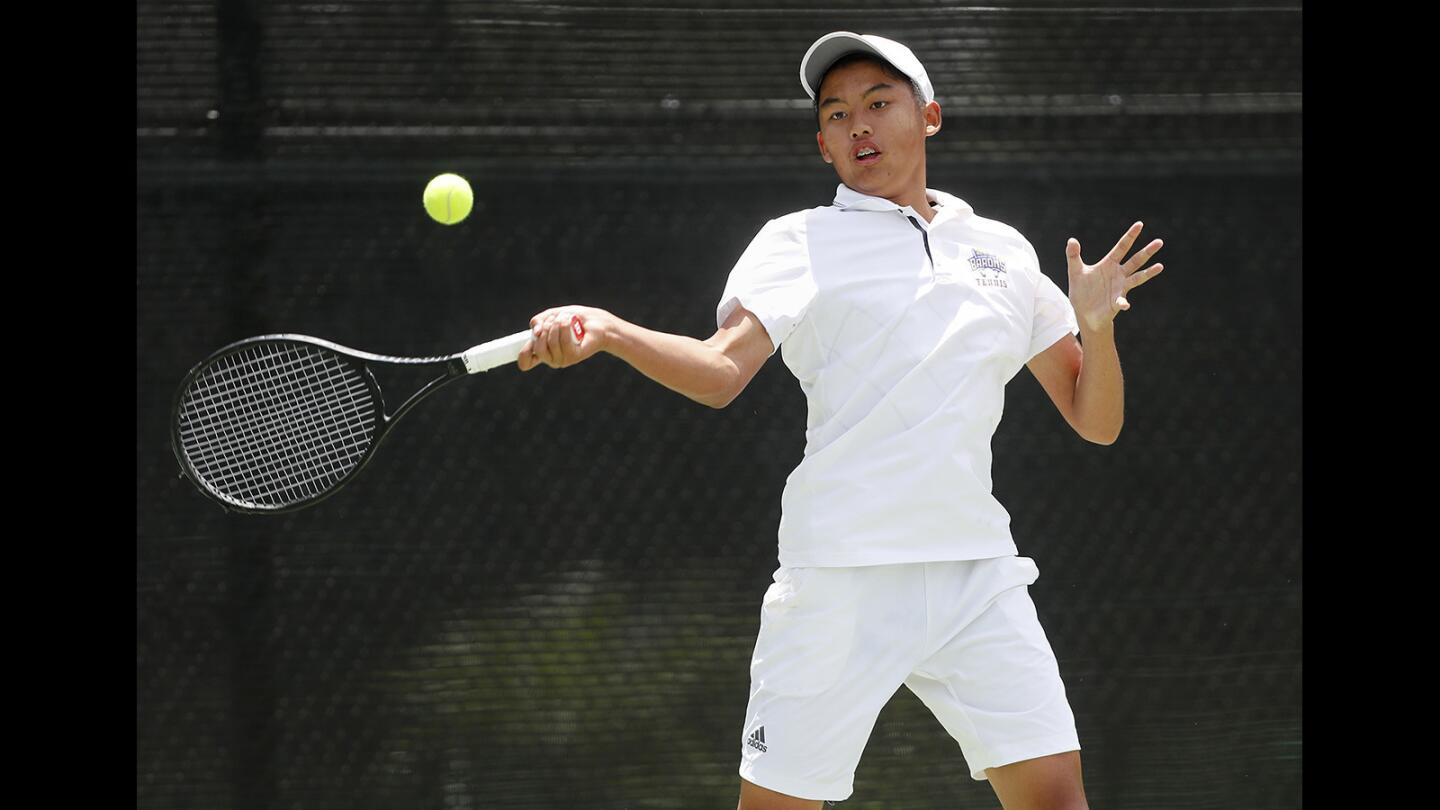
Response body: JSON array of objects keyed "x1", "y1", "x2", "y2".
[
  {"x1": 1078, "y1": 319, "x2": 1116, "y2": 342},
  {"x1": 599, "y1": 313, "x2": 632, "y2": 358}
]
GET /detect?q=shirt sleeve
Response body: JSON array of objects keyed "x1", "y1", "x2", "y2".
[
  {"x1": 715, "y1": 213, "x2": 816, "y2": 357},
  {"x1": 1025, "y1": 240, "x2": 1080, "y2": 362}
]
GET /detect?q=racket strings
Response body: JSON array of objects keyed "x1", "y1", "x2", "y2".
[
  {"x1": 180, "y1": 349, "x2": 370, "y2": 503},
  {"x1": 182, "y1": 350, "x2": 365, "y2": 457},
  {"x1": 191, "y1": 348, "x2": 374, "y2": 499},
  {"x1": 176, "y1": 343, "x2": 379, "y2": 508},
  {"x1": 180, "y1": 346, "x2": 374, "y2": 505},
  {"x1": 186, "y1": 359, "x2": 368, "y2": 497}
]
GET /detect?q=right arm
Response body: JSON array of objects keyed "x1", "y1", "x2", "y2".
[{"x1": 517, "y1": 304, "x2": 775, "y2": 409}]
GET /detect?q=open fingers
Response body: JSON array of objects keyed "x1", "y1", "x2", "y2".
[
  {"x1": 1122, "y1": 238, "x2": 1163, "y2": 274},
  {"x1": 1104, "y1": 221, "x2": 1144, "y2": 265},
  {"x1": 1123, "y1": 262, "x2": 1164, "y2": 292},
  {"x1": 1065, "y1": 237, "x2": 1083, "y2": 276}
]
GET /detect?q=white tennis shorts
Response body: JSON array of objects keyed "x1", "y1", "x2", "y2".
[{"x1": 738, "y1": 556, "x2": 1080, "y2": 802}]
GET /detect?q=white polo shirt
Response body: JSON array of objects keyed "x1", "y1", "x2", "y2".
[{"x1": 716, "y1": 183, "x2": 1079, "y2": 567}]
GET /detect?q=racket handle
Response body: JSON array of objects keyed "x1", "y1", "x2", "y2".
[
  {"x1": 460, "y1": 316, "x2": 587, "y2": 373},
  {"x1": 461, "y1": 330, "x2": 532, "y2": 373}
]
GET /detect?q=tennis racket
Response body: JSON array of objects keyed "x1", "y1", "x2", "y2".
[{"x1": 171, "y1": 318, "x2": 584, "y2": 514}]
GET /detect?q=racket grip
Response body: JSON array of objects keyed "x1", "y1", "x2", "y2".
[
  {"x1": 460, "y1": 316, "x2": 587, "y2": 373},
  {"x1": 461, "y1": 330, "x2": 532, "y2": 373}
]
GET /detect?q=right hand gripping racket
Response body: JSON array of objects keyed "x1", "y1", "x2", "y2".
[{"x1": 171, "y1": 318, "x2": 584, "y2": 514}]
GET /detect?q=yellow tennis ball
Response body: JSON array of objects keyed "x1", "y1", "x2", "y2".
[{"x1": 422, "y1": 173, "x2": 473, "y2": 225}]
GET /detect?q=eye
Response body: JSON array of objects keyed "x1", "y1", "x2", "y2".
[
  {"x1": 871, "y1": 100, "x2": 888, "y2": 110},
  {"x1": 829, "y1": 110, "x2": 847, "y2": 121}
]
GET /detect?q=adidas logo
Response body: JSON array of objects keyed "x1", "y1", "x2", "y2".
[{"x1": 746, "y1": 726, "x2": 768, "y2": 753}]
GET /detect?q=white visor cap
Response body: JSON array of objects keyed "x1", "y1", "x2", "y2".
[{"x1": 800, "y1": 32, "x2": 935, "y2": 104}]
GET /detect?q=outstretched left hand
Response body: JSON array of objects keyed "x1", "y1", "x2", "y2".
[{"x1": 1066, "y1": 221, "x2": 1165, "y2": 332}]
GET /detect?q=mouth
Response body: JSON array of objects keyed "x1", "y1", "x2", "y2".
[{"x1": 852, "y1": 144, "x2": 883, "y2": 165}]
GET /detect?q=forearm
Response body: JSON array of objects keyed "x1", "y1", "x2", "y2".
[
  {"x1": 604, "y1": 317, "x2": 740, "y2": 408},
  {"x1": 1072, "y1": 324, "x2": 1124, "y2": 444}
]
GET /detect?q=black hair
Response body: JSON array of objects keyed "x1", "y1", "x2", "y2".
[{"x1": 812, "y1": 51, "x2": 925, "y2": 130}]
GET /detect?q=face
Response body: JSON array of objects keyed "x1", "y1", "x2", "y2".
[{"x1": 815, "y1": 60, "x2": 942, "y2": 205}]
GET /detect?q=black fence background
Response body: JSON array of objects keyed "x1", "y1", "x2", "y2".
[{"x1": 137, "y1": 2, "x2": 1302, "y2": 808}]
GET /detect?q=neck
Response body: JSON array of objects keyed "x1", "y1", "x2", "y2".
[
  {"x1": 890, "y1": 184, "x2": 934, "y2": 221},
  {"x1": 888, "y1": 161, "x2": 933, "y2": 220}
]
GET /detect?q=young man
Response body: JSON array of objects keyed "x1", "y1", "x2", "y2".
[{"x1": 517, "y1": 32, "x2": 1163, "y2": 810}]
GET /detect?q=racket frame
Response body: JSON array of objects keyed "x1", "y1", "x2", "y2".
[{"x1": 170, "y1": 332, "x2": 525, "y2": 514}]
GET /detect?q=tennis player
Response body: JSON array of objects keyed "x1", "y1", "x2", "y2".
[{"x1": 518, "y1": 32, "x2": 1163, "y2": 810}]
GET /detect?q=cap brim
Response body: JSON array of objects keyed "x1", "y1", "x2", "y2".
[{"x1": 801, "y1": 32, "x2": 884, "y2": 99}]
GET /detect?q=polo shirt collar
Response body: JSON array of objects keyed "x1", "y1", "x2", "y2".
[{"x1": 832, "y1": 184, "x2": 974, "y2": 221}]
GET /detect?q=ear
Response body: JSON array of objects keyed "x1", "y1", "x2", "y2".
[
  {"x1": 922, "y1": 100, "x2": 942, "y2": 138},
  {"x1": 816, "y1": 131, "x2": 834, "y2": 164}
]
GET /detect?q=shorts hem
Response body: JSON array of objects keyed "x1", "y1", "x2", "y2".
[
  {"x1": 969, "y1": 734, "x2": 1082, "y2": 781},
  {"x1": 739, "y1": 762, "x2": 852, "y2": 802}
]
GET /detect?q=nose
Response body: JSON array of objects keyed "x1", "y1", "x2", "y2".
[{"x1": 849, "y1": 116, "x2": 871, "y2": 139}]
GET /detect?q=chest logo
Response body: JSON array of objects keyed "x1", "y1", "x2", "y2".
[{"x1": 968, "y1": 249, "x2": 1009, "y2": 288}]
